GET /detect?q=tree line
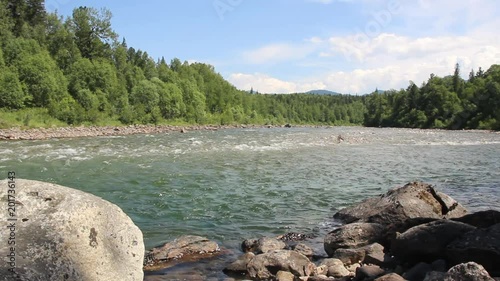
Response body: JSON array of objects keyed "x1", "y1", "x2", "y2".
[
  {"x1": 364, "y1": 64, "x2": 500, "y2": 130},
  {"x1": 0, "y1": 1, "x2": 498, "y2": 130}
]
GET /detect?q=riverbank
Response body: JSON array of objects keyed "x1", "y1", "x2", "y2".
[{"x1": 0, "y1": 124, "x2": 313, "y2": 141}]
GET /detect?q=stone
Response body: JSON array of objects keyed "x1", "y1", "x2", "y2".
[
  {"x1": 452, "y1": 210, "x2": 500, "y2": 228},
  {"x1": 403, "y1": 262, "x2": 433, "y2": 281},
  {"x1": 445, "y1": 262, "x2": 494, "y2": 281},
  {"x1": 333, "y1": 247, "x2": 366, "y2": 266},
  {"x1": 242, "y1": 237, "x2": 286, "y2": 254},
  {"x1": 364, "y1": 243, "x2": 389, "y2": 267},
  {"x1": 431, "y1": 260, "x2": 447, "y2": 272},
  {"x1": 392, "y1": 220, "x2": 475, "y2": 262},
  {"x1": 356, "y1": 265, "x2": 386, "y2": 280},
  {"x1": 294, "y1": 243, "x2": 314, "y2": 257},
  {"x1": 0, "y1": 179, "x2": 144, "y2": 281},
  {"x1": 324, "y1": 223, "x2": 386, "y2": 256},
  {"x1": 144, "y1": 235, "x2": 220, "y2": 269},
  {"x1": 223, "y1": 252, "x2": 255, "y2": 274},
  {"x1": 446, "y1": 223, "x2": 500, "y2": 276},
  {"x1": 247, "y1": 250, "x2": 316, "y2": 280},
  {"x1": 277, "y1": 270, "x2": 296, "y2": 281},
  {"x1": 334, "y1": 182, "x2": 467, "y2": 225},
  {"x1": 375, "y1": 273, "x2": 407, "y2": 281},
  {"x1": 320, "y1": 258, "x2": 351, "y2": 278}
]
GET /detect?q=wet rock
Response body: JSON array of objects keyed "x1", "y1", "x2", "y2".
[
  {"x1": 375, "y1": 273, "x2": 407, "y2": 281},
  {"x1": 392, "y1": 220, "x2": 475, "y2": 262},
  {"x1": 452, "y1": 210, "x2": 500, "y2": 228},
  {"x1": 445, "y1": 262, "x2": 494, "y2": 281},
  {"x1": 277, "y1": 232, "x2": 316, "y2": 241},
  {"x1": 334, "y1": 182, "x2": 467, "y2": 225},
  {"x1": 144, "y1": 235, "x2": 220, "y2": 269},
  {"x1": 247, "y1": 250, "x2": 316, "y2": 280},
  {"x1": 446, "y1": 223, "x2": 500, "y2": 276},
  {"x1": 355, "y1": 265, "x2": 386, "y2": 280},
  {"x1": 242, "y1": 237, "x2": 286, "y2": 254},
  {"x1": 223, "y1": 252, "x2": 255, "y2": 274},
  {"x1": 0, "y1": 179, "x2": 144, "y2": 281},
  {"x1": 403, "y1": 262, "x2": 433, "y2": 281},
  {"x1": 324, "y1": 223, "x2": 385, "y2": 256}
]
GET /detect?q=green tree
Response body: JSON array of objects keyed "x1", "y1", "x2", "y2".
[{"x1": 0, "y1": 68, "x2": 25, "y2": 108}]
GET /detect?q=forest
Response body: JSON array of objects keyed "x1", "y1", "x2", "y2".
[{"x1": 0, "y1": 0, "x2": 498, "y2": 130}]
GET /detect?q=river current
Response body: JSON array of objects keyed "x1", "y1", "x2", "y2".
[{"x1": 1, "y1": 127, "x2": 499, "y2": 279}]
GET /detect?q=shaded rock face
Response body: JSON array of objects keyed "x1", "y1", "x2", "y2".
[
  {"x1": 334, "y1": 182, "x2": 467, "y2": 225},
  {"x1": 247, "y1": 250, "x2": 316, "y2": 280},
  {"x1": 324, "y1": 223, "x2": 385, "y2": 257},
  {"x1": 0, "y1": 179, "x2": 144, "y2": 281},
  {"x1": 452, "y1": 210, "x2": 500, "y2": 228},
  {"x1": 446, "y1": 223, "x2": 500, "y2": 276},
  {"x1": 391, "y1": 220, "x2": 475, "y2": 262},
  {"x1": 144, "y1": 235, "x2": 220, "y2": 270}
]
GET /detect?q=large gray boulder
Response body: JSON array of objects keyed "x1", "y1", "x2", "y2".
[
  {"x1": 445, "y1": 262, "x2": 495, "y2": 281},
  {"x1": 446, "y1": 223, "x2": 500, "y2": 276},
  {"x1": 324, "y1": 222, "x2": 385, "y2": 256},
  {"x1": 0, "y1": 179, "x2": 144, "y2": 281},
  {"x1": 391, "y1": 220, "x2": 475, "y2": 262},
  {"x1": 334, "y1": 182, "x2": 467, "y2": 225}
]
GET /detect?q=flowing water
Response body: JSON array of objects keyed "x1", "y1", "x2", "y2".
[{"x1": 1, "y1": 127, "x2": 500, "y2": 279}]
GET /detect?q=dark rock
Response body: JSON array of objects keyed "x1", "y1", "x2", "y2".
[
  {"x1": 423, "y1": 271, "x2": 446, "y2": 281},
  {"x1": 144, "y1": 235, "x2": 220, "y2": 270},
  {"x1": 324, "y1": 223, "x2": 386, "y2": 256},
  {"x1": 223, "y1": 252, "x2": 255, "y2": 274},
  {"x1": 392, "y1": 220, "x2": 475, "y2": 262},
  {"x1": 452, "y1": 210, "x2": 500, "y2": 228},
  {"x1": 375, "y1": 273, "x2": 407, "y2": 281},
  {"x1": 246, "y1": 250, "x2": 316, "y2": 280},
  {"x1": 431, "y1": 260, "x2": 447, "y2": 272},
  {"x1": 446, "y1": 223, "x2": 500, "y2": 276},
  {"x1": 355, "y1": 265, "x2": 386, "y2": 280},
  {"x1": 333, "y1": 247, "x2": 366, "y2": 266},
  {"x1": 445, "y1": 262, "x2": 494, "y2": 281},
  {"x1": 403, "y1": 262, "x2": 433, "y2": 281},
  {"x1": 293, "y1": 243, "x2": 314, "y2": 257},
  {"x1": 242, "y1": 238, "x2": 258, "y2": 252},
  {"x1": 334, "y1": 182, "x2": 468, "y2": 225}
]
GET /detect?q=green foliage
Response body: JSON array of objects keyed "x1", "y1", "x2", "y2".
[
  {"x1": 0, "y1": 68, "x2": 26, "y2": 108},
  {"x1": 364, "y1": 64, "x2": 500, "y2": 130}
]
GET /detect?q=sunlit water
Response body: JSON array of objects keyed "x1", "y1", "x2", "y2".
[{"x1": 1, "y1": 127, "x2": 500, "y2": 279}]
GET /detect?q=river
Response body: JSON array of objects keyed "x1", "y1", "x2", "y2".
[{"x1": 1, "y1": 127, "x2": 499, "y2": 279}]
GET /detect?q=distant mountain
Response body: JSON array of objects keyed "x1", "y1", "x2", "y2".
[{"x1": 305, "y1": 89, "x2": 342, "y2": 95}]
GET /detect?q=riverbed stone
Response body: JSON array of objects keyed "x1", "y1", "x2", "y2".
[
  {"x1": 0, "y1": 179, "x2": 144, "y2": 281},
  {"x1": 324, "y1": 223, "x2": 385, "y2": 256},
  {"x1": 144, "y1": 235, "x2": 220, "y2": 269},
  {"x1": 391, "y1": 220, "x2": 475, "y2": 262},
  {"x1": 445, "y1": 262, "x2": 495, "y2": 281},
  {"x1": 334, "y1": 182, "x2": 468, "y2": 225},
  {"x1": 223, "y1": 252, "x2": 255, "y2": 274},
  {"x1": 247, "y1": 250, "x2": 316, "y2": 280},
  {"x1": 375, "y1": 273, "x2": 407, "y2": 281},
  {"x1": 452, "y1": 210, "x2": 500, "y2": 228}
]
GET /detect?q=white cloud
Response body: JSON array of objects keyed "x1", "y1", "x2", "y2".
[
  {"x1": 228, "y1": 73, "x2": 326, "y2": 94},
  {"x1": 242, "y1": 42, "x2": 319, "y2": 65}
]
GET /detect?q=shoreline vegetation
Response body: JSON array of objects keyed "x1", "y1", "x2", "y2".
[{"x1": 0, "y1": 2, "x2": 499, "y2": 132}]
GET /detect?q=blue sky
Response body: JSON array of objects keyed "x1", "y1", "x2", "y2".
[{"x1": 46, "y1": 0, "x2": 500, "y2": 94}]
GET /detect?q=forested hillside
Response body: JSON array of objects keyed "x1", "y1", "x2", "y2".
[
  {"x1": 364, "y1": 64, "x2": 500, "y2": 130},
  {"x1": 0, "y1": 1, "x2": 364, "y2": 128},
  {"x1": 0, "y1": 1, "x2": 498, "y2": 130}
]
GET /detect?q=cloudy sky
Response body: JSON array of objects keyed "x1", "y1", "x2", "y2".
[{"x1": 46, "y1": 0, "x2": 500, "y2": 94}]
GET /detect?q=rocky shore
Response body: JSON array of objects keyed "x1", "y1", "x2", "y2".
[
  {"x1": 145, "y1": 182, "x2": 500, "y2": 281},
  {"x1": 0, "y1": 124, "x2": 302, "y2": 141}
]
